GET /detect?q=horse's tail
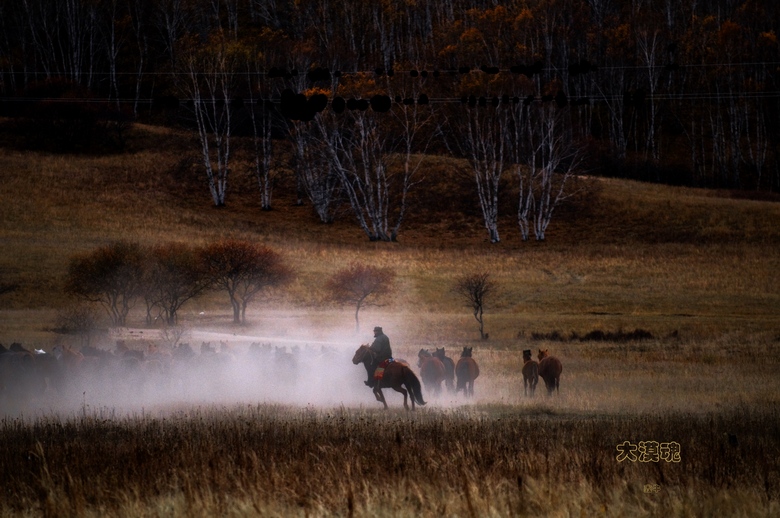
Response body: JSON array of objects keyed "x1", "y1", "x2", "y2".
[{"x1": 404, "y1": 368, "x2": 426, "y2": 406}]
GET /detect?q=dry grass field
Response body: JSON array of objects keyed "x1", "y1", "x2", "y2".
[{"x1": 1, "y1": 123, "x2": 779, "y2": 516}]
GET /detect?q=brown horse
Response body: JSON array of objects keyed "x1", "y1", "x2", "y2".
[
  {"x1": 522, "y1": 349, "x2": 539, "y2": 397},
  {"x1": 418, "y1": 349, "x2": 446, "y2": 396},
  {"x1": 433, "y1": 347, "x2": 456, "y2": 393},
  {"x1": 52, "y1": 344, "x2": 85, "y2": 366},
  {"x1": 455, "y1": 347, "x2": 480, "y2": 397},
  {"x1": 537, "y1": 349, "x2": 563, "y2": 395},
  {"x1": 352, "y1": 345, "x2": 426, "y2": 410},
  {"x1": 0, "y1": 343, "x2": 50, "y2": 400}
]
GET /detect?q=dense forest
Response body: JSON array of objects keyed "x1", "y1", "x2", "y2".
[{"x1": 1, "y1": 0, "x2": 778, "y2": 239}]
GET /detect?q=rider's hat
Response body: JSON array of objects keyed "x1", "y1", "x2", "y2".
[{"x1": 373, "y1": 326, "x2": 383, "y2": 333}]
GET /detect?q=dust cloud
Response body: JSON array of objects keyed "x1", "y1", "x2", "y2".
[{"x1": 0, "y1": 316, "x2": 492, "y2": 420}]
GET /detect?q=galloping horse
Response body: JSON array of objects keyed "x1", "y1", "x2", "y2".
[
  {"x1": 433, "y1": 347, "x2": 456, "y2": 392},
  {"x1": 455, "y1": 347, "x2": 480, "y2": 397},
  {"x1": 352, "y1": 345, "x2": 426, "y2": 410},
  {"x1": 537, "y1": 349, "x2": 563, "y2": 395},
  {"x1": 522, "y1": 349, "x2": 539, "y2": 397},
  {"x1": 418, "y1": 349, "x2": 446, "y2": 396}
]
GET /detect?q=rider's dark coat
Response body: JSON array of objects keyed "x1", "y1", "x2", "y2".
[{"x1": 370, "y1": 332, "x2": 392, "y2": 363}]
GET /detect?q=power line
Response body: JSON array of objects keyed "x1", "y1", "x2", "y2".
[
  {"x1": 2, "y1": 91, "x2": 779, "y2": 105},
  {"x1": 1, "y1": 61, "x2": 779, "y2": 77}
]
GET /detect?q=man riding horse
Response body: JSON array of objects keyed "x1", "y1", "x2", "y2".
[{"x1": 365, "y1": 326, "x2": 392, "y2": 387}]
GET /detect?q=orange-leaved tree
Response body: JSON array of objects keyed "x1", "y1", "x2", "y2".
[{"x1": 326, "y1": 262, "x2": 395, "y2": 333}]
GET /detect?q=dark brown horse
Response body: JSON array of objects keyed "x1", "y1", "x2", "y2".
[
  {"x1": 352, "y1": 345, "x2": 426, "y2": 410},
  {"x1": 418, "y1": 349, "x2": 446, "y2": 396},
  {"x1": 455, "y1": 347, "x2": 480, "y2": 397},
  {"x1": 433, "y1": 347, "x2": 456, "y2": 393},
  {"x1": 522, "y1": 349, "x2": 538, "y2": 397},
  {"x1": 0, "y1": 343, "x2": 49, "y2": 400},
  {"x1": 537, "y1": 349, "x2": 563, "y2": 395}
]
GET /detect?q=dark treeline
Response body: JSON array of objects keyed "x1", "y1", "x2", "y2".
[{"x1": 0, "y1": 0, "x2": 778, "y2": 192}]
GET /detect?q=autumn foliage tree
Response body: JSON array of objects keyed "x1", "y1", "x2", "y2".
[
  {"x1": 201, "y1": 239, "x2": 293, "y2": 324},
  {"x1": 64, "y1": 241, "x2": 145, "y2": 326},
  {"x1": 326, "y1": 262, "x2": 395, "y2": 332}
]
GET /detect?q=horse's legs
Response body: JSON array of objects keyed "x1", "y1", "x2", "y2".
[
  {"x1": 392, "y1": 386, "x2": 410, "y2": 411},
  {"x1": 374, "y1": 388, "x2": 388, "y2": 409}
]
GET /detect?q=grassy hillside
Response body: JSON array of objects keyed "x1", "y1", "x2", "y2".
[
  {"x1": 1, "y1": 123, "x2": 779, "y2": 344},
  {"x1": 1, "y1": 124, "x2": 779, "y2": 517}
]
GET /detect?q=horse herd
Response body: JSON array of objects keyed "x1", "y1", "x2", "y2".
[
  {"x1": 0, "y1": 339, "x2": 343, "y2": 409},
  {"x1": 351, "y1": 344, "x2": 563, "y2": 410},
  {"x1": 1, "y1": 340, "x2": 563, "y2": 412}
]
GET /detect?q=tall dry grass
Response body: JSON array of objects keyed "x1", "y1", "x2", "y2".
[{"x1": 1, "y1": 402, "x2": 778, "y2": 517}]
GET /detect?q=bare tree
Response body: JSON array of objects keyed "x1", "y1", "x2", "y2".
[
  {"x1": 141, "y1": 242, "x2": 209, "y2": 326},
  {"x1": 98, "y1": 0, "x2": 128, "y2": 110},
  {"x1": 201, "y1": 239, "x2": 294, "y2": 324},
  {"x1": 54, "y1": 304, "x2": 99, "y2": 348},
  {"x1": 514, "y1": 102, "x2": 581, "y2": 241},
  {"x1": 637, "y1": 28, "x2": 662, "y2": 163},
  {"x1": 64, "y1": 241, "x2": 145, "y2": 327},
  {"x1": 160, "y1": 325, "x2": 189, "y2": 349},
  {"x1": 21, "y1": 0, "x2": 98, "y2": 84},
  {"x1": 245, "y1": 49, "x2": 280, "y2": 211},
  {"x1": 453, "y1": 102, "x2": 509, "y2": 243},
  {"x1": 453, "y1": 272, "x2": 494, "y2": 340},
  {"x1": 154, "y1": 0, "x2": 192, "y2": 70},
  {"x1": 291, "y1": 119, "x2": 344, "y2": 223},
  {"x1": 315, "y1": 109, "x2": 394, "y2": 241},
  {"x1": 387, "y1": 92, "x2": 434, "y2": 240},
  {"x1": 325, "y1": 262, "x2": 395, "y2": 333},
  {"x1": 313, "y1": 96, "x2": 429, "y2": 242},
  {"x1": 179, "y1": 31, "x2": 242, "y2": 207}
]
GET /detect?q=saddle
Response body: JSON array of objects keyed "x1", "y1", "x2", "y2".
[{"x1": 373, "y1": 358, "x2": 394, "y2": 380}]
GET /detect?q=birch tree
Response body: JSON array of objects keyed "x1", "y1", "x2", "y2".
[
  {"x1": 457, "y1": 101, "x2": 509, "y2": 243},
  {"x1": 316, "y1": 109, "x2": 392, "y2": 241},
  {"x1": 387, "y1": 94, "x2": 434, "y2": 240},
  {"x1": 291, "y1": 119, "x2": 344, "y2": 223},
  {"x1": 517, "y1": 102, "x2": 582, "y2": 241},
  {"x1": 180, "y1": 31, "x2": 241, "y2": 207},
  {"x1": 314, "y1": 98, "x2": 426, "y2": 242},
  {"x1": 245, "y1": 53, "x2": 277, "y2": 211}
]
